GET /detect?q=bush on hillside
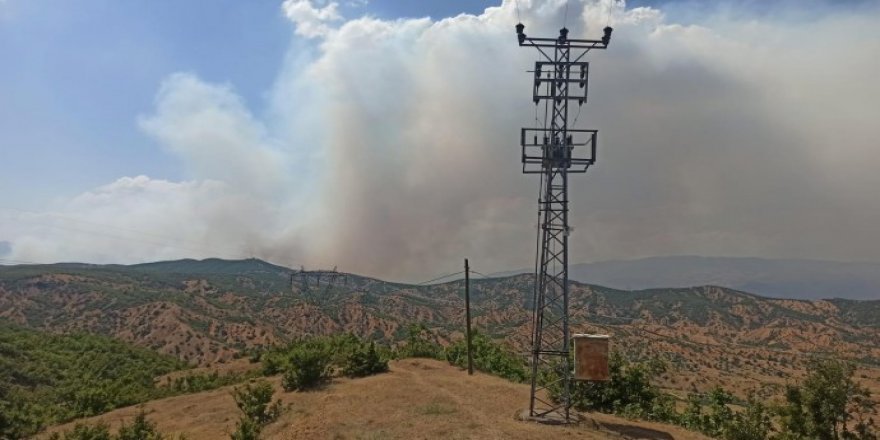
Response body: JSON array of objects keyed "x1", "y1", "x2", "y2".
[
  {"x1": 116, "y1": 410, "x2": 165, "y2": 440},
  {"x1": 0, "y1": 323, "x2": 186, "y2": 438},
  {"x1": 342, "y1": 341, "x2": 388, "y2": 378},
  {"x1": 549, "y1": 351, "x2": 675, "y2": 421},
  {"x1": 681, "y1": 387, "x2": 774, "y2": 440},
  {"x1": 164, "y1": 371, "x2": 258, "y2": 394},
  {"x1": 397, "y1": 324, "x2": 443, "y2": 359},
  {"x1": 0, "y1": 400, "x2": 45, "y2": 440},
  {"x1": 46, "y1": 411, "x2": 185, "y2": 440},
  {"x1": 259, "y1": 352, "x2": 284, "y2": 376},
  {"x1": 229, "y1": 418, "x2": 261, "y2": 440},
  {"x1": 47, "y1": 423, "x2": 112, "y2": 440},
  {"x1": 444, "y1": 331, "x2": 528, "y2": 383},
  {"x1": 231, "y1": 381, "x2": 282, "y2": 425},
  {"x1": 230, "y1": 380, "x2": 282, "y2": 440},
  {"x1": 776, "y1": 358, "x2": 877, "y2": 440},
  {"x1": 553, "y1": 353, "x2": 876, "y2": 440},
  {"x1": 260, "y1": 334, "x2": 390, "y2": 391},
  {"x1": 727, "y1": 396, "x2": 773, "y2": 440},
  {"x1": 281, "y1": 345, "x2": 333, "y2": 391}
]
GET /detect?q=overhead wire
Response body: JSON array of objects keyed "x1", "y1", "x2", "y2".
[
  {"x1": 292, "y1": 268, "x2": 467, "y2": 300},
  {"x1": 571, "y1": 101, "x2": 584, "y2": 127},
  {"x1": 563, "y1": 0, "x2": 570, "y2": 28},
  {"x1": 0, "y1": 257, "x2": 44, "y2": 265},
  {"x1": 605, "y1": 0, "x2": 616, "y2": 28}
]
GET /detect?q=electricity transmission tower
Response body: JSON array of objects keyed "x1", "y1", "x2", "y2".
[{"x1": 516, "y1": 22, "x2": 612, "y2": 422}]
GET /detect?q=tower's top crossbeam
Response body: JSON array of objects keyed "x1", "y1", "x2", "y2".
[
  {"x1": 516, "y1": 20, "x2": 615, "y2": 423},
  {"x1": 516, "y1": 23, "x2": 613, "y2": 51}
]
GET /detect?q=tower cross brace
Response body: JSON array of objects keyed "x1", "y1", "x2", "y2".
[{"x1": 516, "y1": 23, "x2": 612, "y2": 423}]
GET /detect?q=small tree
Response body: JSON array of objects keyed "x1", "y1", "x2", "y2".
[
  {"x1": 561, "y1": 351, "x2": 674, "y2": 421},
  {"x1": 1, "y1": 401, "x2": 44, "y2": 440},
  {"x1": 47, "y1": 423, "x2": 112, "y2": 440},
  {"x1": 399, "y1": 324, "x2": 443, "y2": 359},
  {"x1": 682, "y1": 387, "x2": 764, "y2": 439},
  {"x1": 776, "y1": 359, "x2": 877, "y2": 440},
  {"x1": 230, "y1": 380, "x2": 282, "y2": 440},
  {"x1": 444, "y1": 331, "x2": 528, "y2": 382},
  {"x1": 231, "y1": 381, "x2": 282, "y2": 425},
  {"x1": 116, "y1": 409, "x2": 164, "y2": 440},
  {"x1": 229, "y1": 418, "x2": 262, "y2": 440},
  {"x1": 281, "y1": 345, "x2": 333, "y2": 391},
  {"x1": 342, "y1": 342, "x2": 388, "y2": 378},
  {"x1": 726, "y1": 396, "x2": 773, "y2": 440}
]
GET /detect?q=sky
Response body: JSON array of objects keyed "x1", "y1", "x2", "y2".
[{"x1": 1, "y1": 0, "x2": 879, "y2": 281}]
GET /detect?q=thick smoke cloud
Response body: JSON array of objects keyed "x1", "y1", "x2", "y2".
[{"x1": 4, "y1": 0, "x2": 880, "y2": 281}]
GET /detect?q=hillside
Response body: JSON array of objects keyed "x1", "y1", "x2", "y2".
[
  {"x1": 0, "y1": 324, "x2": 186, "y2": 438},
  {"x1": 2, "y1": 258, "x2": 879, "y2": 403},
  {"x1": 42, "y1": 358, "x2": 710, "y2": 440}
]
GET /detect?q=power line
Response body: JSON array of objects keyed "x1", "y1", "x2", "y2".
[
  {"x1": 291, "y1": 268, "x2": 467, "y2": 300},
  {"x1": 563, "y1": 0, "x2": 570, "y2": 28},
  {"x1": 0, "y1": 258, "x2": 45, "y2": 265}
]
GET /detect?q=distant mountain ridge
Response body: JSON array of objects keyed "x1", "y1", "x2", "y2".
[{"x1": 498, "y1": 256, "x2": 880, "y2": 300}]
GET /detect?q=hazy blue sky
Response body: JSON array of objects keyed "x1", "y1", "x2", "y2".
[
  {"x1": 0, "y1": 0, "x2": 525, "y2": 208},
  {"x1": 2, "y1": 0, "x2": 878, "y2": 279},
  {"x1": 2, "y1": 0, "x2": 869, "y2": 209}
]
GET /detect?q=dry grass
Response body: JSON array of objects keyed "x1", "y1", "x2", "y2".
[{"x1": 44, "y1": 359, "x2": 709, "y2": 440}]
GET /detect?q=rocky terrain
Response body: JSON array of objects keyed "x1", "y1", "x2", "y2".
[{"x1": 2, "y1": 258, "x2": 879, "y2": 401}]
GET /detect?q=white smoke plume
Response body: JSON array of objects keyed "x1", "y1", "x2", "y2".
[{"x1": 4, "y1": 0, "x2": 880, "y2": 281}]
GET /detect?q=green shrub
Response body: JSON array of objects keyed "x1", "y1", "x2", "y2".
[
  {"x1": 229, "y1": 418, "x2": 261, "y2": 440},
  {"x1": 47, "y1": 411, "x2": 188, "y2": 440},
  {"x1": 342, "y1": 341, "x2": 388, "y2": 378},
  {"x1": 259, "y1": 334, "x2": 388, "y2": 386},
  {"x1": 552, "y1": 351, "x2": 674, "y2": 421},
  {"x1": 231, "y1": 381, "x2": 282, "y2": 425},
  {"x1": 0, "y1": 323, "x2": 185, "y2": 437},
  {"x1": 727, "y1": 396, "x2": 773, "y2": 440},
  {"x1": 1, "y1": 400, "x2": 44, "y2": 440},
  {"x1": 398, "y1": 324, "x2": 443, "y2": 359},
  {"x1": 47, "y1": 423, "x2": 112, "y2": 440},
  {"x1": 229, "y1": 380, "x2": 282, "y2": 440},
  {"x1": 116, "y1": 410, "x2": 164, "y2": 440},
  {"x1": 281, "y1": 345, "x2": 332, "y2": 391},
  {"x1": 165, "y1": 371, "x2": 256, "y2": 394},
  {"x1": 776, "y1": 358, "x2": 877, "y2": 440},
  {"x1": 444, "y1": 331, "x2": 528, "y2": 382},
  {"x1": 259, "y1": 352, "x2": 284, "y2": 376}
]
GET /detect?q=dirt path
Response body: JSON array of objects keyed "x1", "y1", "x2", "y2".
[{"x1": 44, "y1": 359, "x2": 709, "y2": 440}]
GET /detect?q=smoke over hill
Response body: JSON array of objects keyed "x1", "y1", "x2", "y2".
[{"x1": 3, "y1": 0, "x2": 880, "y2": 281}]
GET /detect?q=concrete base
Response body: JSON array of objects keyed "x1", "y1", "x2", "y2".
[{"x1": 516, "y1": 409, "x2": 584, "y2": 425}]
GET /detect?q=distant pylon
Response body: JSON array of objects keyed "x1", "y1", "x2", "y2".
[{"x1": 515, "y1": 22, "x2": 612, "y2": 423}]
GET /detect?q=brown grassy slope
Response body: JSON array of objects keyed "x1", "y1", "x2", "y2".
[{"x1": 44, "y1": 359, "x2": 708, "y2": 440}]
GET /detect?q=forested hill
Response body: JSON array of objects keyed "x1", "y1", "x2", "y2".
[{"x1": 0, "y1": 323, "x2": 186, "y2": 438}]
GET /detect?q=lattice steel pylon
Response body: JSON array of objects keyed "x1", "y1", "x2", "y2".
[{"x1": 516, "y1": 23, "x2": 612, "y2": 423}]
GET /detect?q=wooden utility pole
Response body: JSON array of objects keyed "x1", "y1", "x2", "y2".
[{"x1": 465, "y1": 258, "x2": 473, "y2": 375}]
